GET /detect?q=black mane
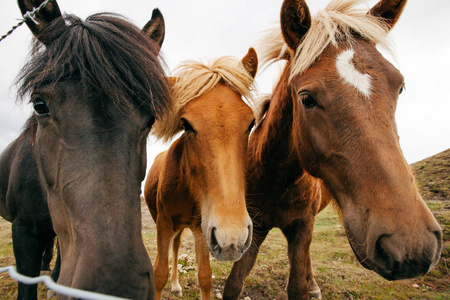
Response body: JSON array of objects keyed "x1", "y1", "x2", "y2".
[{"x1": 17, "y1": 13, "x2": 170, "y2": 118}]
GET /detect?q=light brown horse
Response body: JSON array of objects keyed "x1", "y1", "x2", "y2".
[
  {"x1": 223, "y1": 0, "x2": 443, "y2": 299},
  {"x1": 144, "y1": 49, "x2": 258, "y2": 299}
]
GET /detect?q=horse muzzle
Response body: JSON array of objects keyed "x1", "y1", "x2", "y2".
[
  {"x1": 207, "y1": 224, "x2": 253, "y2": 262},
  {"x1": 348, "y1": 224, "x2": 442, "y2": 281}
]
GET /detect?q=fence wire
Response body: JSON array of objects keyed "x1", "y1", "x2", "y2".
[
  {"x1": 0, "y1": 0, "x2": 52, "y2": 42},
  {"x1": 0, "y1": 265, "x2": 130, "y2": 300}
]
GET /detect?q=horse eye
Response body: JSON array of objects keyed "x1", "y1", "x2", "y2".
[
  {"x1": 299, "y1": 92, "x2": 317, "y2": 109},
  {"x1": 32, "y1": 96, "x2": 50, "y2": 116},
  {"x1": 248, "y1": 119, "x2": 255, "y2": 132},
  {"x1": 181, "y1": 118, "x2": 195, "y2": 133},
  {"x1": 399, "y1": 83, "x2": 406, "y2": 95}
]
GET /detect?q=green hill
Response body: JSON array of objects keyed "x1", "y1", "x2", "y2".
[
  {"x1": 411, "y1": 149, "x2": 449, "y2": 291},
  {"x1": 412, "y1": 148, "x2": 450, "y2": 200}
]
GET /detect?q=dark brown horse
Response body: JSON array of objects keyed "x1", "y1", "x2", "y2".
[
  {"x1": 0, "y1": 1, "x2": 170, "y2": 299},
  {"x1": 145, "y1": 49, "x2": 258, "y2": 299},
  {"x1": 223, "y1": 0, "x2": 443, "y2": 299}
]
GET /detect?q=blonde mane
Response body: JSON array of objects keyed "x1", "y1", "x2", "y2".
[
  {"x1": 153, "y1": 56, "x2": 257, "y2": 141},
  {"x1": 258, "y1": 0, "x2": 392, "y2": 80}
]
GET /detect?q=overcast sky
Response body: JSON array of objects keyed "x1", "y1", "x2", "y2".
[{"x1": 1, "y1": 0, "x2": 449, "y2": 174}]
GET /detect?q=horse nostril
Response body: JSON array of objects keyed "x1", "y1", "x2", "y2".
[
  {"x1": 431, "y1": 229, "x2": 443, "y2": 264},
  {"x1": 392, "y1": 260, "x2": 401, "y2": 274},
  {"x1": 433, "y1": 229, "x2": 443, "y2": 244},
  {"x1": 210, "y1": 227, "x2": 220, "y2": 252},
  {"x1": 374, "y1": 234, "x2": 394, "y2": 273},
  {"x1": 244, "y1": 225, "x2": 252, "y2": 249}
]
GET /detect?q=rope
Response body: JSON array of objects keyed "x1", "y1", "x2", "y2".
[
  {"x1": 0, "y1": 266, "x2": 130, "y2": 300},
  {"x1": 0, "y1": 0, "x2": 52, "y2": 43}
]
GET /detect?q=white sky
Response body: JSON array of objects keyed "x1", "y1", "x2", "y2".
[{"x1": 0, "y1": 0, "x2": 449, "y2": 176}]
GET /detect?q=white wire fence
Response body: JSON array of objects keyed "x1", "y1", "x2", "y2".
[{"x1": 0, "y1": 265, "x2": 130, "y2": 300}]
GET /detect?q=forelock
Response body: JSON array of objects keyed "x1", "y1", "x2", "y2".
[{"x1": 257, "y1": 0, "x2": 392, "y2": 81}]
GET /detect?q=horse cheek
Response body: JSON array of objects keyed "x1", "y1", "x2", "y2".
[{"x1": 33, "y1": 122, "x2": 60, "y2": 189}]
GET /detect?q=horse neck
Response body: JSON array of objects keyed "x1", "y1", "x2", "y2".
[{"x1": 247, "y1": 66, "x2": 304, "y2": 192}]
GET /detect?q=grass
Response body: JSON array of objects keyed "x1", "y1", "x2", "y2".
[
  {"x1": 1, "y1": 202, "x2": 449, "y2": 300},
  {"x1": 140, "y1": 203, "x2": 449, "y2": 300},
  {"x1": 0, "y1": 148, "x2": 449, "y2": 299}
]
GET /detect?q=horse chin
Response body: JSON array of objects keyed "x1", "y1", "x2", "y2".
[
  {"x1": 344, "y1": 226, "x2": 371, "y2": 267},
  {"x1": 344, "y1": 226, "x2": 398, "y2": 280},
  {"x1": 344, "y1": 225, "x2": 392, "y2": 278},
  {"x1": 209, "y1": 246, "x2": 245, "y2": 262}
]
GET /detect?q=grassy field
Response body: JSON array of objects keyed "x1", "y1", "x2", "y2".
[
  {"x1": 1, "y1": 199, "x2": 448, "y2": 300},
  {"x1": 1, "y1": 149, "x2": 449, "y2": 299}
]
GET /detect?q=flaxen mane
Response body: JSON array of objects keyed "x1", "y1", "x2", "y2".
[
  {"x1": 258, "y1": 0, "x2": 392, "y2": 80},
  {"x1": 254, "y1": 94, "x2": 271, "y2": 128},
  {"x1": 153, "y1": 56, "x2": 257, "y2": 140}
]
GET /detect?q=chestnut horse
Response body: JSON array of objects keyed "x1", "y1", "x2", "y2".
[
  {"x1": 0, "y1": 1, "x2": 170, "y2": 299},
  {"x1": 223, "y1": 0, "x2": 442, "y2": 299},
  {"x1": 144, "y1": 49, "x2": 258, "y2": 299}
]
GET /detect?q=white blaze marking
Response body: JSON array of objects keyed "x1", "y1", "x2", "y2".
[{"x1": 336, "y1": 49, "x2": 372, "y2": 97}]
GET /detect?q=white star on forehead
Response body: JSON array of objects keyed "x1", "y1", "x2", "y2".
[{"x1": 336, "y1": 49, "x2": 372, "y2": 97}]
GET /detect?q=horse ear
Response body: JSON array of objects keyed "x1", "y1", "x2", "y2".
[
  {"x1": 280, "y1": 0, "x2": 311, "y2": 51},
  {"x1": 17, "y1": 0, "x2": 63, "y2": 44},
  {"x1": 143, "y1": 9, "x2": 165, "y2": 49},
  {"x1": 240, "y1": 48, "x2": 258, "y2": 79},
  {"x1": 368, "y1": 0, "x2": 407, "y2": 30}
]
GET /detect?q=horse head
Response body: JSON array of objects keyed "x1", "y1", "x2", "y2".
[
  {"x1": 274, "y1": 0, "x2": 442, "y2": 280},
  {"x1": 17, "y1": 0, "x2": 170, "y2": 297}
]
